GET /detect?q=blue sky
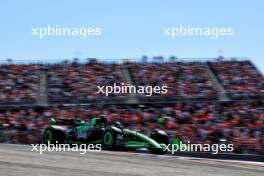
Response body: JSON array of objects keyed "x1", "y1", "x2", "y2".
[{"x1": 0, "y1": 0, "x2": 263, "y2": 73}]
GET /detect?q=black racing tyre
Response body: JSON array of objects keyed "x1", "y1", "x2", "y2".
[
  {"x1": 43, "y1": 127, "x2": 66, "y2": 144},
  {"x1": 150, "y1": 130, "x2": 169, "y2": 145},
  {"x1": 101, "y1": 129, "x2": 116, "y2": 150},
  {"x1": 149, "y1": 148, "x2": 167, "y2": 155},
  {"x1": 149, "y1": 130, "x2": 169, "y2": 155}
]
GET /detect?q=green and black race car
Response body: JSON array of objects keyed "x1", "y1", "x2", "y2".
[{"x1": 43, "y1": 116, "x2": 170, "y2": 154}]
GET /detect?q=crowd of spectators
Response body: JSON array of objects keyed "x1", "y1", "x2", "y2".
[
  {"x1": 127, "y1": 62, "x2": 179, "y2": 97},
  {"x1": 46, "y1": 60, "x2": 264, "y2": 101},
  {"x1": 127, "y1": 62, "x2": 217, "y2": 100},
  {"x1": 218, "y1": 101, "x2": 264, "y2": 153},
  {"x1": 210, "y1": 60, "x2": 264, "y2": 99},
  {"x1": 0, "y1": 60, "x2": 263, "y2": 104},
  {"x1": 47, "y1": 62, "x2": 125, "y2": 103},
  {"x1": 178, "y1": 62, "x2": 217, "y2": 99},
  {"x1": 0, "y1": 101, "x2": 263, "y2": 154},
  {"x1": 0, "y1": 64, "x2": 39, "y2": 104}
]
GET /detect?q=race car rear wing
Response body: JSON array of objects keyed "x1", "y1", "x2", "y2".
[{"x1": 48, "y1": 118, "x2": 85, "y2": 126}]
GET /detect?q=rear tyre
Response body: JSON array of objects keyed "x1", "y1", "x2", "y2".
[
  {"x1": 102, "y1": 129, "x2": 116, "y2": 150},
  {"x1": 43, "y1": 127, "x2": 66, "y2": 144}
]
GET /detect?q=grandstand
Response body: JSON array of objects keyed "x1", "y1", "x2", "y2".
[
  {"x1": 0, "y1": 57, "x2": 263, "y2": 154},
  {"x1": 1, "y1": 57, "x2": 262, "y2": 104}
]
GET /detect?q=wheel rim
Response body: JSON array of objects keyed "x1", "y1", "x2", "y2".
[
  {"x1": 45, "y1": 130, "x2": 52, "y2": 143},
  {"x1": 104, "y1": 131, "x2": 113, "y2": 146}
]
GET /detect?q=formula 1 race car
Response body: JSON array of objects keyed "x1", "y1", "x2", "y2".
[{"x1": 43, "y1": 116, "x2": 169, "y2": 154}]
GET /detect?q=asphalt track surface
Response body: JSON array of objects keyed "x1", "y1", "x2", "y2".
[{"x1": 0, "y1": 144, "x2": 263, "y2": 176}]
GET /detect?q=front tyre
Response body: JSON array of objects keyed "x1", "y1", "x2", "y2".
[
  {"x1": 149, "y1": 148, "x2": 167, "y2": 155},
  {"x1": 149, "y1": 129, "x2": 169, "y2": 155}
]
